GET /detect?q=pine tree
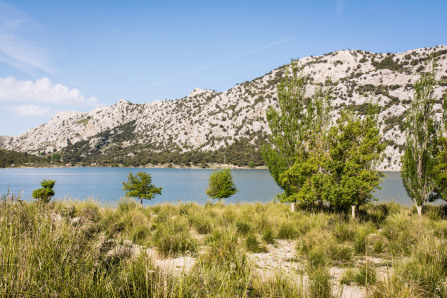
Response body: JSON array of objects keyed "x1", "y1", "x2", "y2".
[
  {"x1": 122, "y1": 172, "x2": 162, "y2": 205},
  {"x1": 32, "y1": 179, "x2": 56, "y2": 203}
]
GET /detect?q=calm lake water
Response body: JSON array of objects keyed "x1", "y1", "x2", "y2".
[{"x1": 0, "y1": 168, "x2": 427, "y2": 206}]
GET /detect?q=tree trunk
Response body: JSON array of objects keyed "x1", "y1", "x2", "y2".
[
  {"x1": 416, "y1": 204, "x2": 423, "y2": 217},
  {"x1": 351, "y1": 205, "x2": 356, "y2": 220},
  {"x1": 290, "y1": 202, "x2": 296, "y2": 212}
]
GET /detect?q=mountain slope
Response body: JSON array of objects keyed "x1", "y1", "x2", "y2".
[{"x1": 1, "y1": 46, "x2": 447, "y2": 170}]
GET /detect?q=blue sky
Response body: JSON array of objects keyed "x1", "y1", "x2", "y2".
[{"x1": 0, "y1": 0, "x2": 446, "y2": 135}]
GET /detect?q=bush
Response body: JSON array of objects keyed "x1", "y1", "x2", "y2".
[
  {"x1": 307, "y1": 266, "x2": 332, "y2": 298},
  {"x1": 356, "y1": 262, "x2": 377, "y2": 285},
  {"x1": 262, "y1": 227, "x2": 275, "y2": 244},
  {"x1": 245, "y1": 234, "x2": 267, "y2": 253},
  {"x1": 235, "y1": 220, "x2": 251, "y2": 235},
  {"x1": 152, "y1": 218, "x2": 197, "y2": 257},
  {"x1": 277, "y1": 224, "x2": 297, "y2": 239}
]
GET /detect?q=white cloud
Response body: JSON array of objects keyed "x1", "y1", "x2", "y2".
[
  {"x1": 0, "y1": 2, "x2": 53, "y2": 75},
  {"x1": 0, "y1": 76, "x2": 98, "y2": 106},
  {"x1": 5, "y1": 104, "x2": 51, "y2": 117}
]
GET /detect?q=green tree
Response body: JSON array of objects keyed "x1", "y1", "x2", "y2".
[
  {"x1": 122, "y1": 172, "x2": 162, "y2": 205},
  {"x1": 401, "y1": 60, "x2": 439, "y2": 216},
  {"x1": 324, "y1": 106, "x2": 385, "y2": 217},
  {"x1": 261, "y1": 59, "x2": 332, "y2": 211},
  {"x1": 434, "y1": 137, "x2": 447, "y2": 202},
  {"x1": 278, "y1": 85, "x2": 332, "y2": 207},
  {"x1": 433, "y1": 72, "x2": 447, "y2": 202},
  {"x1": 32, "y1": 179, "x2": 56, "y2": 203},
  {"x1": 206, "y1": 169, "x2": 237, "y2": 201}
]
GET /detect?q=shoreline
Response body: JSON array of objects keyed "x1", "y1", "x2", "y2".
[
  {"x1": 3, "y1": 163, "x2": 269, "y2": 170},
  {"x1": 2, "y1": 163, "x2": 402, "y2": 171}
]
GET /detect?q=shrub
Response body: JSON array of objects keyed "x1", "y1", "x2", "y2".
[
  {"x1": 355, "y1": 262, "x2": 377, "y2": 285},
  {"x1": 262, "y1": 228, "x2": 275, "y2": 244},
  {"x1": 245, "y1": 234, "x2": 267, "y2": 253},
  {"x1": 152, "y1": 218, "x2": 197, "y2": 257},
  {"x1": 277, "y1": 224, "x2": 297, "y2": 239},
  {"x1": 235, "y1": 220, "x2": 251, "y2": 235},
  {"x1": 307, "y1": 266, "x2": 332, "y2": 298}
]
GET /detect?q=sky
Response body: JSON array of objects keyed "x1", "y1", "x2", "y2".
[{"x1": 0, "y1": 0, "x2": 446, "y2": 135}]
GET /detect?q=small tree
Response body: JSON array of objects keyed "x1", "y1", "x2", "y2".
[
  {"x1": 122, "y1": 172, "x2": 162, "y2": 205},
  {"x1": 401, "y1": 60, "x2": 439, "y2": 216},
  {"x1": 206, "y1": 169, "x2": 237, "y2": 201},
  {"x1": 32, "y1": 179, "x2": 56, "y2": 203}
]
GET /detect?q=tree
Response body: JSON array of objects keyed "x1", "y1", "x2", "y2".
[
  {"x1": 122, "y1": 172, "x2": 162, "y2": 205},
  {"x1": 324, "y1": 106, "x2": 385, "y2": 218},
  {"x1": 434, "y1": 136, "x2": 447, "y2": 202},
  {"x1": 278, "y1": 85, "x2": 332, "y2": 207},
  {"x1": 401, "y1": 60, "x2": 439, "y2": 216},
  {"x1": 433, "y1": 70, "x2": 447, "y2": 202},
  {"x1": 206, "y1": 169, "x2": 237, "y2": 201},
  {"x1": 32, "y1": 179, "x2": 56, "y2": 203},
  {"x1": 261, "y1": 59, "x2": 332, "y2": 211}
]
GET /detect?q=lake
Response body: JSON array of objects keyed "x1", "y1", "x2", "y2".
[{"x1": 0, "y1": 167, "x2": 424, "y2": 206}]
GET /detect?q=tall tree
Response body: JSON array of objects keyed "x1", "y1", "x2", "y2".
[
  {"x1": 206, "y1": 169, "x2": 237, "y2": 201},
  {"x1": 278, "y1": 86, "x2": 332, "y2": 207},
  {"x1": 262, "y1": 59, "x2": 332, "y2": 211},
  {"x1": 324, "y1": 105, "x2": 385, "y2": 218},
  {"x1": 401, "y1": 60, "x2": 439, "y2": 216},
  {"x1": 122, "y1": 172, "x2": 162, "y2": 205},
  {"x1": 433, "y1": 76, "x2": 447, "y2": 202}
]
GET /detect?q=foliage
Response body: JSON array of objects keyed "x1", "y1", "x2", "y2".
[
  {"x1": 323, "y1": 106, "x2": 385, "y2": 212},
  {"x1": 2, "y1": 199, "x2": 447, "y2": 296},
  {"x1": 278, "y1": 83, "x2": 332, "y2": 205},
  {"x1": 401, "y1": 60, "x2": 439, "y2": 214},
  {"x1": 0, "y1": 148, "x2": 54, "y2": 167},
  {"x1": 205, "y1": 169, "x2": 237, "y2": 201},
  {"x1": 32, "y1": 179, "x2": 56, "y2": 203},
  {"x1": 262, "y1": 59, "x2": 332, "y2": 203},
  {"x1": 434, "y1": 91, "x2": 447, "y2": 202},
  {"x1": 261, "y1": 60, "x2": 307, "y2": 200},
  {"x1": 122, "y1": 172, "x2": 162, "y2": 205}
]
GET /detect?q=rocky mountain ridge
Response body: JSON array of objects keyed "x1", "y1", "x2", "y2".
[{"x1": 1, "y1": 45, "x2": 447, "y2": 170}]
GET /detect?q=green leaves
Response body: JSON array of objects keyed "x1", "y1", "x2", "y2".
[
  {"x1": 206, "y1": 169, "x2": 237, "y2": 201},
  {"x1": 32, "y1": 179, "x2": 56, "y2": 203},
  {"x1": 122, "y1": 172, "x2": 162, "y2": 205},
  {"x1": 401, "y1": 59, "x2": 439, "y2": 209},
  {"x1": 262, "y1": 60, "x2": 332, "y2": 202}
]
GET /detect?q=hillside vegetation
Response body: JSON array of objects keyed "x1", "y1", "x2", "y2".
[
  {"x1": 0, "y1": 148, "x2": 56, "y2": 168},
  {"x1": 1, "y1": 46, "x2": 447, "y2": 169}
]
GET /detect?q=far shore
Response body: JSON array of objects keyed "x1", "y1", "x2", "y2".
[{"x1": 2, "y1": 163, "x2": 401, "y2": 172}]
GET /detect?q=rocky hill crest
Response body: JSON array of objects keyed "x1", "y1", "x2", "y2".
[{"x1": 2, "y1": 46, "x2": 447, "y2": 170}]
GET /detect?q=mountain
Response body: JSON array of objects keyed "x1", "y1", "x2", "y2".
[{"x1": 1, "y1": 46, "x2": 447, "y2": 170}]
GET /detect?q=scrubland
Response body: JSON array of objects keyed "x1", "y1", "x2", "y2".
[{"x1": 1, "y1": 194, "x2": 447, "y2": 297}]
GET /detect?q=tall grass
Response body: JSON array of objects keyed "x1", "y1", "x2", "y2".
[{"x1": 1, "y1": 197, "x2": 446, "y2": 296}]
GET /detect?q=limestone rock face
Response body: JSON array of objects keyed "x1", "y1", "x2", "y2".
[{"x1": 2, "y1": 46, "x2": 447, "y2": 170}]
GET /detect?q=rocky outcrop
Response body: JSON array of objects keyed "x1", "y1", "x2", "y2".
[{"x1": 2, "y1": 46, "x2": 447, "y2": 170}]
